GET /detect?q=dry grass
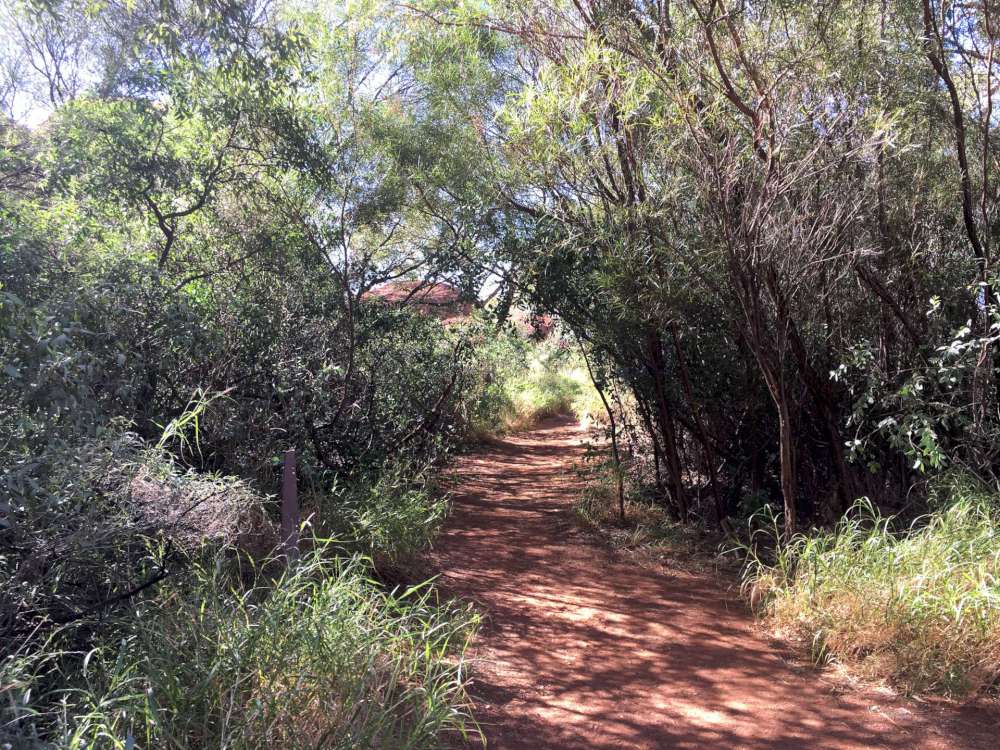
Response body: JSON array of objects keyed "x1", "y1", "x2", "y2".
[
  {"x1": 574, "y1": 466, "x2": 717, "y2": 570},
  {"x1": 743, "y1": 482, "x2": 1000, "y2": 696}
]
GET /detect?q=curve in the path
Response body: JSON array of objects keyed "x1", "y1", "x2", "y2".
[{"x1": 426, "y1": 418, "x2": 999, "y2": 750}]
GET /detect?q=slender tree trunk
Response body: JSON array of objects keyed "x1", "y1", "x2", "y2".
[
  {"x1": 645, "y1": 332, "x2": 689, "y2": 518},
  {"x1": 636, "y1": 395, "x2": 670, "y2": 513},
  {"x1": 783, "y1": 315, "x2": 856, "y2": 514},
  {"x1": 776, "y1": 385, "x2": 797, "y2": 540},
  {"x1": 670, "y1": 322, "x2": 726, "y2": 526},
  {"x1": 579, "y1": 341, "x2": 626, "y2": 522},
  {"x1": 740, "y1": 291, "x2": 798, "y2": 540}
]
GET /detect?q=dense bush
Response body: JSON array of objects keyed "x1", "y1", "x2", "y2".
[
  {"x1": 0, "y1": 428, "x2": 275, "y2": 649},
  {"x1": 0, "y1": 4, "x2": 512, "y2": 745},
  {"x1": 1, "y1": 409, "x2": 478, "y2": 748}
]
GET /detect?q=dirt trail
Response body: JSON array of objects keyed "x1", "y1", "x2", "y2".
[{"x1": 425, "y1": 418, "x2": 999, "y2": 749}]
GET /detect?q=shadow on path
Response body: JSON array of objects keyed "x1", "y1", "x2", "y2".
[{"x1": 425, "y1": 418, "x2": 999, "y2": 749}]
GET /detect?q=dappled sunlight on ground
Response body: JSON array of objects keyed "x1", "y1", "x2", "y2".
[{"x1": 426, "y1": 418, "x2": 1000, "y2": 749}]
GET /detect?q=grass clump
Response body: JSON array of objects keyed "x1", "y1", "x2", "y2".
[
  {"x1": 508, "y1": 345, "x2": 605, "y2": 429},
  {"x1": 1, "y1": 547, "x2": 478, "y2": 749},
  {"x1": 743, "y1": 478, "x2": 1000, "y2": 696},
  {"x1": 573, "y1": 458, "x2": 709, "y2": 564},
  {"x1": 507, "y1": 364, "x2": 582, "y2": 427},
  {"x1": 308, "y1": 462, "x2": 450, "y2": 568}
]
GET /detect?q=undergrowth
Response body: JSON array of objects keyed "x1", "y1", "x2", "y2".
[
  {"x1": 470, "y1": 335, "x2": 603, "y2": 436},
  {"x1": 307, "y1": 461, "x2": 450, "y2": 568},
  {"x1": 1, "y1": 547, "x2": 478, "y2": 749},
  {"x1": 743, "y1": 475, "x2": 1000, "y2": 696},
  {"x1": 1, "y1": 423, "x2": 478, "y2": 749},
  {"x1": 573, "y1": 456, "x2": 713, "y2": 566}
]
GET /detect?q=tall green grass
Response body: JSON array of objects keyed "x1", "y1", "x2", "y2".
[
  {"x1": 1, "y1": 547, "x2": 478, "y2": 749},
  {"x1": 307, "y1": 461, "x2": 450, "y2": 568},
  {"x1": 743, "y1": 479, "x2": 1000, "y2": 695},
  {"x1": 507, "y1": 364, "x2": 582, "y2": 425}
]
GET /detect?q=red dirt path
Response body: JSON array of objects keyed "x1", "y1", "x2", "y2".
[{"x1": 425, "y1": 418, "x2": 999, "y2": 749}]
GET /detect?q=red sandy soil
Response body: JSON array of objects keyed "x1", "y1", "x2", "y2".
[{"x1": 425, "y1": 417, "x2": 1000, "y2": 749}]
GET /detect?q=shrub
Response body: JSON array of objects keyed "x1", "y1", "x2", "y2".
[
  {"x1": 743, "y1": 479, "x2": 1000, "y2": 695},
  {"x1": 1, "y1": 425, "x2": 276, "y2": 648},
  {"x1": 1, "y1": 420, "x2": 473, "y2": 749}
]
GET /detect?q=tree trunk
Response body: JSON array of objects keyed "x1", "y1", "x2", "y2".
[
  {"x1": 637, "y1": 395, "x2": 673, "y2": 517},
  {"x1": 645, "y1": 332, "x2": 689, "y2": 518},
  {"x1": 776, "y1": 387, "x2": 797, "y2": 540},
  {"x1": 579, "y1": 341, "x2": 626, "y2": 522},
  {"x1": 670, "y1": 322, "x2": 726, "y2": 526}
]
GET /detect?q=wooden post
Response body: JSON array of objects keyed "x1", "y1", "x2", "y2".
[{"x1": 280, "y1": 449, "x2": 300, "y2": 560}]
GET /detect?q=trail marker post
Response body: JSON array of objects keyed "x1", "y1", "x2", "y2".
[{"x1": 280, "y1": 448, "x2": 300, "y2": 561}]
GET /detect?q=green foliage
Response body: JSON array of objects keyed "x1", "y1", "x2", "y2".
[
  {"x1": 0, "y1": 3, "x2": 514, "y2": 740},
  {"x1": 9, "y1": 0, "x2": 1000, "y2": 727},
  {"x1": 466, "y1": 333, "x2": 602, "y2": 435},
  {"x1": 1, "y1": 548, "x2": 478, "y2": 749},
  {"x1": 508, "y1": 351, "x2": 585, "y2": 424},
  {"x1": 743, "y1": 479, "x2": 1000, "y2": 696},
  {"x1": 840, "y1": 295, "x2": 1000, "y2": 476},
  {"x1": 309, "y1": 461, "x2": 450, "y2": 566},
  {"x1": 464, "y1": 0, "x2": 1000, "y2": 534},
  {"x1": 0, "y1": 422, "x2": 267, "y2": 651}
]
